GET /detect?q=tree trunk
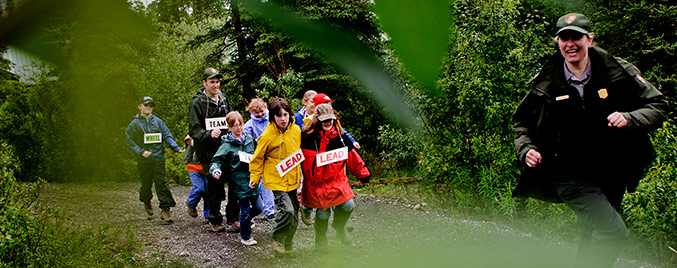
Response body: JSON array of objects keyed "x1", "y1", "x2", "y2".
[{"x1": 231, "y1": 0, "x2": 255, "y2": 101}]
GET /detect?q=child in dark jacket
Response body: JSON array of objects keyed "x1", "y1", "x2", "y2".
[{"x1": 210, "y1": 111, "x2": 262, "y2": 246}]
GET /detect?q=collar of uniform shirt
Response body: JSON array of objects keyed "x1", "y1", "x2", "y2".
[{"x1": 563, "y1": 60, "x2": 592, "y2": 98}]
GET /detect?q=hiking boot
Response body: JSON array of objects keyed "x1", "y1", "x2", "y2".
[
  {"x1": 332, "y1": 222, "x2": 353, "y2": 246},
  {"x1": 241, "y1": 238, "x2": 258, "y2": 246},
  {"x1": 160, "y1": 207, "x2": 173, "y2": 223},
  {"x1": 144, "y1": 201, "x2": 154, "y2": 216},
  {"x1": 272, "y1": 241, "x2": 286, "y2": 254},
  {"x1": 301, "y1": 209, "x2": 314, "y2": 226},
  {"x1": 210, "y1": 223, "x2": 226, "y2": 232},
  {"x1": 186, "y1": 202, "x2": 197, "y2": 218},
  {"x1": 225, "y1": 221, "x2": 240, "y2": 233}
]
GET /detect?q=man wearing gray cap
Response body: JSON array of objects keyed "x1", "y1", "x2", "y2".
[
  {"x1": 512, "y1": 13, "x2": 667, "y2": 267},
  {"x1": 125, "y1": 96, "x2": 184, "y2": 223},
  {"x1": 188, "y1": 67, "x2": 238, "y2": 232}
]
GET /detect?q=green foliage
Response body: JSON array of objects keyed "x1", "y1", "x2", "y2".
[
  {"x1": 0, "y1": 142, "x2": 146, "y2": 267},
  {"x1": 412, "y1": 0, "x2": 552, "y2": 195},
  {"x1": 624, "y1": 120, "x2": 677, "y2": 262},
  {"x1": 377, "y1": 124, "x2": 421, "y2": 172},
  {"x1": 587, "y1": 0, "x2": 677, "y2": 109}
]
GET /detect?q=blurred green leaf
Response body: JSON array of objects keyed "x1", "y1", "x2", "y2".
[
  {"x1": 374, "y1": 0, "x2": 451, "y2": 95},
  {"x1": 240, "y1": 0, "x2": 417, "y2": 128}
]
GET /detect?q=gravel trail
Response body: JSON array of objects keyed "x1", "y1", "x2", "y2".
[{"x1": 37, "y1": 182, "x2": 660, "y2": 268}]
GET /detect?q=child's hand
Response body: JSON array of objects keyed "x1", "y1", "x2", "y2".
[{"x1": 248, "y1": 181, "x2": 256, "y2": 189}]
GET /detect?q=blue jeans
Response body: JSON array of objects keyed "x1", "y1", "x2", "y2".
[
  {"x1": 187, "y1": 172, "x2": 210, "y2": 218},
  {"x1": 239, "y1": 196, "x2": 263, "y2": 240},
  {"x1": 315, "y1": 198, "x2": 355, "y2": 221},
  {"x1": 258, "y1": 181, "x2": 275, "y2": 217}
]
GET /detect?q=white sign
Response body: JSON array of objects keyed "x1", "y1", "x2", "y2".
[
  {"x1": 205, "y1": 117, "x2": 228, "y2": 131},
  {"x1": 276, "y1": 149, "x2": 305, "y2": 177},
  {"x1": 316, "y1": 147, "x2": 348, "y2": 167},
  {"x1": 144, "y1": 133, "x2": 162, "y2": 144},
  {"x1": 238, "y1": 151, "x2": 253, "y2": 163}
]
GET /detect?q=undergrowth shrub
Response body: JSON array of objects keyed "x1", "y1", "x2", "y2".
[
  {"x1": 0, "y1": 142, "x2": 146, "y2": 267},
  {"x1": 624, "y1": 121, "x2": 677, "y2": 264}
]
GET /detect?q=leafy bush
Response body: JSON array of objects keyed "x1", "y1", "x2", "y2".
[
  {"x1": 412, "y1": 0, "x2": 552, "y2": 194},
  {"x1": 0, "y1": 142, "x2": 146, "y2": 267},
  {"x1": 624, "y1": 120, "x2": 677, "y2": 262}
]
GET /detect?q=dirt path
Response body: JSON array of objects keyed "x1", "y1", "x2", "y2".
[{"x1": 38, "y1": 182, "x2": 660, "y2": 268}]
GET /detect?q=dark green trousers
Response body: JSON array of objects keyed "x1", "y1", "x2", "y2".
[
  {"x1": 554, "y1": 179, "x2": 628, "y2": 268},
  {"x1": 138, "y1": 161, "x2": 175, "y2": 208},
  {"x1": 272, "y1": 190, "x2": 299, "y2": 248}
]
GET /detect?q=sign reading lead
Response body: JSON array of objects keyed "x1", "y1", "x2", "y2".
[
  {"x1": 144, "y1": 133, "x2": 162, "y2": 144},
  {"x1": 316, "y1": 147, "x2": 348, "y2": 167},
  {"x1": 276, "y1": 149, "x2": 304, "y2": 177},
  {"x1": 205, "y1": 117, "x2": 228, "y2": 131}
]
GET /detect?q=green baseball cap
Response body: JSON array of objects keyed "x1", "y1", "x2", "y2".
[
  {"x1": 555, "y1": 13, "x2": 591, "y2": 36},
  {"x1": 202, "y1": 67, "x2": 223, "y2": 80}
]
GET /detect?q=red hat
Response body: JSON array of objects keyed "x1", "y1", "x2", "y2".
[{"x1": 313, "y1": 93, "x2": 332, "y2": 107}]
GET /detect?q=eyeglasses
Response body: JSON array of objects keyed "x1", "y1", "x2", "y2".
[
  {"x1": 230, "y1": 125, "x2": 243, "y2": 129},
  {"x1": 143, "y1": 103, "x2": 154, "y2": 108}
]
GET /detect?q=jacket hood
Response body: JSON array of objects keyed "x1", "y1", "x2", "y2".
[
  {"x1": 192, "y1": 87, "x2": 206, "y2": 99},
  {"x1": 249, "y1": 109, "x2": 269, "y2": 124},
  {"x1": 133, "y1": 113, "x2": 155, "y2": 121}
]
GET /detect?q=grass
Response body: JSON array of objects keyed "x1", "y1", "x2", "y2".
[{"x1": 355, "y1": 178, "x2": 671, "y2": 267}]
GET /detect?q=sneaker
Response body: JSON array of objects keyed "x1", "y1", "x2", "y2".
[
  {"x1": 233, "y1": 221, "x2": 240, "y2": 229},
  {"x1": 160, "y1": 207, "x2": 173, "y2": 223},
  {"x1": 301, "y1": 209, "x2": 313, "y2": 226},
  {"x1": 241, "y1": 238, "x2": 258, "y2": 246},
  {"x1": 210, "y1": 224, "x2": 226, "y2": 232},
  {"x1": 186, "y1": 202, "x2": 197, "y2": 218},
  {"x1": 144, "y1": 201, "x2": 154, "y2": 216}
]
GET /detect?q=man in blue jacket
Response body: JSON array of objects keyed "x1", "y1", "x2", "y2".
[{"x1": 126, "y1": 96, "x2": 184, "y2": 224}]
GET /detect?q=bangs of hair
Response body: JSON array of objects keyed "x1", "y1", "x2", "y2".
[
  {"x1": 247, "y1": 98, "x2": 267, "y2": 112},
  {"x1": 303, "y1": 90, "x2": 318, "y2": 102},
  {"x1": 268, "y1": 98, "x2": 292, "y2": 122},
  {"x1": 226, "y1": 111, "x2": 244, "y2": 126}
]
